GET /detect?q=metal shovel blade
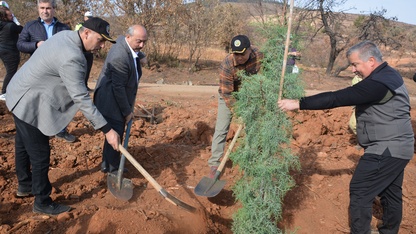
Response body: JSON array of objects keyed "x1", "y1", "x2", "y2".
[
  {"x1": 107, "y1": 120, "x2": 134, "y2": 201},
  {"x1": 194, "y1": 176, "x2": 226, "y2": 197},
  {"x1": 107, "y1": 172, "x2": 134, "y2": 201}
]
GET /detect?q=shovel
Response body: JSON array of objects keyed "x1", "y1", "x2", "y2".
[
  {"x1": 194, "y1": 124, "x2": 243, "y2": 197},
  {"x1": 107, "y1": 120, "x2": 134, "y2": 201},
  {"x1": 119, "y1": 145, "x2": 196, "y2": 212}
]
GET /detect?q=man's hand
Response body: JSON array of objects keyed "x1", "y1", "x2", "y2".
[
  {"x1": 288, "y1": 51, "x2": 301, "y2": 57},
  {"x1": 125, "y1": 112, "x2": 134, "y2": 124},
  {"x1": 278, "y1": 99, "x2": 300, "y2": 111},
  {"x1": 37, "y1": 41, "x2": 45, "y2": 48},
  {"x1": 105, "y1": 129, "x2": 120, "y2": 151}
]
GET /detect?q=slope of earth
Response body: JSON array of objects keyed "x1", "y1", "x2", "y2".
[{"x1": 1, "y1": 60, "x2": 416, "y2": 233}]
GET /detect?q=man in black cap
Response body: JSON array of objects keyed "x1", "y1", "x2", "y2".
[
  {"x1": 206, "y1": 35, "x2": 264, "y2": 178},
  {"x1": 75, "y1": 11, "x2": 95, "y2": 91},
  {"x1": 6, "y1": 17, "x2": 119, "y2": 215}
]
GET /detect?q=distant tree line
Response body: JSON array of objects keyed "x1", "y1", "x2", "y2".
[{"x1": 8, "y1": 0, "x2": 416, "y2": 75}]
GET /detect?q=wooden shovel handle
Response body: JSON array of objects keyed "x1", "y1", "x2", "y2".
[
  {"x1": 119, "y1": 145, "x2": 163, "y2": 191},
  {"x1": 217, "y1": 124, "x2": 244, "y2": 172},
  {"x1": 278, "y1": 0, "x2": 295, "y2": 101},
  {"x1": 119, "y1": 145, "x2": 196, "y2": 212}
]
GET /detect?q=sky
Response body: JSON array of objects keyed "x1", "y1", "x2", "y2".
[{"x1": 334, "y1": 0, "x2": 416, "y2": 25}]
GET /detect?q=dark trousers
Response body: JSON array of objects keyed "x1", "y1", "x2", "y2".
[
  {"x1": 102, "y1": 117, "x2": 125, "y2": 171},
  {"x1": 84, "y1": 52, "x2": 94, "y2": 87},
  {"x1": 0, "y1": 49, "x2": 20, "y2": 94},
  {"x1": 349, "y1": 152, "x2": 409, "y2": 234},
  {"x1": 13, "y1": 115, "x2": 53, "y2": 206},
  {"x1": 286, "y1": 65, "x2": 293, "y2": 74}
]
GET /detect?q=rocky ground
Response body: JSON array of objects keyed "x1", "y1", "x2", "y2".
[{"x1": 1, "y1": 58, "x2": 416, "y2": 233}]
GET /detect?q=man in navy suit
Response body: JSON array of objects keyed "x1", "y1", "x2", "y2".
[{"x1": 94, "y1": 25, "x2": 148, "y2": 173}]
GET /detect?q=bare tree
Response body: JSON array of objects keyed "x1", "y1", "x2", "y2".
[
  {"x1": 355, "y1": 9, "x2": 402, "y2": 49},
  {"x1": 241, "y1": 0, "x2": 289, "y2": 27},
  {"x1": 60, "y1": 0, "x2": 92, "y2": 28},
  {"x1": 316, "y1": 0, "x2": 349, "y2": 75},
  {"x1": 9, "y1": 0, "x2": 87, "y2": 29},
  {"x1": 331, "y1": 9, "x2": 403, "y2": 76},
  {"x1": 295, "y1": 0, "x2": 404, "y2": 76},
  {"x1": 211, "y1": 3, "x2": 244, "y2": 51}
]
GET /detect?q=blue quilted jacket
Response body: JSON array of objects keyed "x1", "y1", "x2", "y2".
[{"x1": 17, "y1": 17, "x2": 70, "y2": 55}]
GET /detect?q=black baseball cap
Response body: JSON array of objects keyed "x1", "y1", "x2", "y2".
[
  {"x1": 231, "y1": 35, "x2": 251, "y2": 53},
  {"x1": 83, "y1": 17, "x2": 116, "y2": 44}
]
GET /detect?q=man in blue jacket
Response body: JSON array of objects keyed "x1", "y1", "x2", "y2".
[
  {"x1": 17, "y1": 0, "x2": 69, "y2": 54},
  {"x1": 17, "y1": 0, "x2": 75, "y2": 143}
]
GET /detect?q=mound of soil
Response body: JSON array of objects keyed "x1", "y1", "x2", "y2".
[{"x1": 1, "y1": 60, "x2": 416, "y2": 233}]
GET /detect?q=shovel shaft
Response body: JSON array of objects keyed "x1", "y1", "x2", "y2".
[
  {"x1": 194, "y1": 123, "x2": 244, "y2": 197},
  {"x1": 216, "y1": 124, "x2": 244, "y2": 174},
  {"x1": 116, "y1": 119, "x2": 133, "y2": 189},
  {"x1": 119, "y1": 145, "x2": 196, "y2": 212},
  {"x1": 119, "y1": 145, "x2": 163, "y2": 191}
]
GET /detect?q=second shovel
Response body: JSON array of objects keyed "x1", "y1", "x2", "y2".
[
  {"x1": 194, "y1": 124, "x2": 243, "y2": 197},
  {"x1": 107, "y1": 120, "x2": 134, "y2": 201}
]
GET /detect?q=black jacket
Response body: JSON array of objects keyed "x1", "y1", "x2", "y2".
[
  {"x1": 0, "y1": 20, "x2": 23, "y2": 51},
  {"x1": 17, "y1": 17, "x2": 70, "y2": 54}
]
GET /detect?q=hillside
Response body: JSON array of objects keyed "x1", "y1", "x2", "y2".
[{"x1": 1, "y1": 58, "x2": 416, "y2": 232}]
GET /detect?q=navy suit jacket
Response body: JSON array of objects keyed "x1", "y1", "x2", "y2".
[
  {"x1": 17, "y1": 17, "x2": 70, "y2": 55},
  {"x1": 94, "y1": 36, "x2": 141, "y2": 122}
]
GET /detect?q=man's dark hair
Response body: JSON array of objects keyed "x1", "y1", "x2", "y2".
[
  {"x1": 0, "y1": 6, "x2": 9, "y2": 21},
  {"x1": 37, "y1": 0, "x2": 56, "y2": 8}
]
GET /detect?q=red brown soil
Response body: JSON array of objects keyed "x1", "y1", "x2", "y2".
[{"x1": 1, "y1": 59, "x2": 416, "y2": 233}]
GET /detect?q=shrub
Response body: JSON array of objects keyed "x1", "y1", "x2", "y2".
[{"x1": 231, "y1": 23, "x2": 304, "y2": 233}]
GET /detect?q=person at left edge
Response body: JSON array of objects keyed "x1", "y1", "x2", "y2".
[
  {"x1": 6, "y1": 17, "x2": 119, "y2": 216},
  {"x1": 94, "y1": 25, "x2": 148, "y2": 173},
  {"x1": 0, "y1": 6, "x2": 23, "y2": 101},
  {"x1": 0, "y1": 1, "x2": 20, "y2": 25}
]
